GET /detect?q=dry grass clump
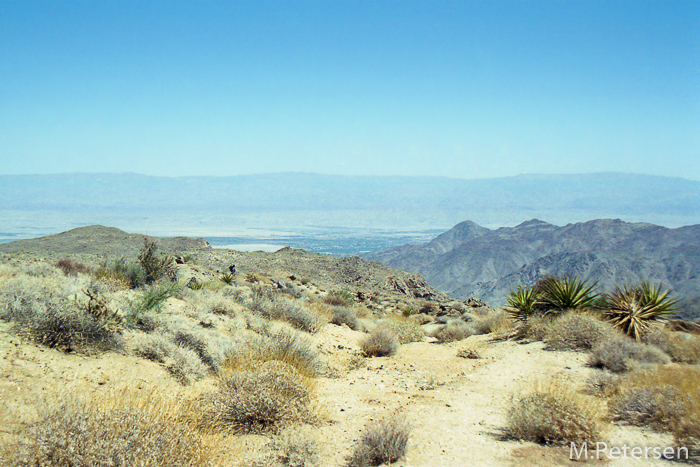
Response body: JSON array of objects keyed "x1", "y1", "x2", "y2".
[
  {"x1": 643, "y1": 327, "x2": 700, "y2": 364},
  {"x1": 0, "y1": 390, "x2": 210, "y2": 467},
  {"x1": 133, "y1": 332, "x2": 211, "y2": 384},
  {"x1": 516, "y1": 313, "x2": 554, "y2": 341},
  {"x1": 323, "y1": 295, "x2": 350, "y2": 307},
  {"x1": 0, "y1": 277, "x2": 121, "y2": 353},
  {"x1": 473, "y1": 309, "x2": 510, "y2": 335},
  {"x1": 505, "y1": 379, "x2": 606, "y2": 446},
  {"x1": 55, "y1": 258, "x2": 92, "y2": 276},
  {"x1": 205, "y1": 360, "x2": 316, "y2": 434},
  {"x1": 345, "y1": 413, "x2": 410, "y2": 467},
  {"x1": 382, "y1": 316, "x2": 424, "y2": 344},
  {"x1": 224, "y1": 327, "x2": 323, "y2": 377},
  {"x1": 588, "y1": 337, "x2": 670, "y2": 372},
  {"x1": 430, "y1": 320, "x2": 475, "y2": 343},
  {"x1": 360, "y1": 327, "x2": 399, "y2": 357},
  {"x1": 610, "y1": 385, "x2": 690, "y2": 430},
  {"x1": 586, "y1": 370, "x2": 621, "y2": 397},
  {"x1": 255, "y1": 426, "x2": 320, "y2": 467},
  {"x1": 328, "y1": 305, "x2": 360, "y2": 330},
  {"x1": 247, "y1": 287, "x2": 324, "y2": 333},
  {"x1": 544, "y1": 311, "x2": 617, "y2": 351},
  {"x1": 606, "y1": 365, "x2": 700, "y2": 457}
]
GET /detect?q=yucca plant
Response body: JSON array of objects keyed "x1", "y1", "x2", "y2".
[
  {"x1": 537, "y1": 276, "x2": 598, "y2": 313},
  {"x1": 220, "y1": 273, "x2": 235, "y2": 284},
  {"x1": 600, "y1": 281, "x2": 679, "y2": 340},
  {"x1": 504, "y1": 286, "x2": 541, "y2": 322}
]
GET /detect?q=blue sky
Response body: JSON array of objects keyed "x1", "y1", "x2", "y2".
[{"x1": 1, "y1": 0, "x2": 698, "y2": 180}]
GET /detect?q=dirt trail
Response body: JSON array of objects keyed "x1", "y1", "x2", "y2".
[{"x1": 315, "y1": 330, "x2": 676, "y2": 467}]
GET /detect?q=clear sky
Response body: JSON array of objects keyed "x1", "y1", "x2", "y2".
[{"x1": 1, "y1": 0, "x2": 698, "y2": 180}]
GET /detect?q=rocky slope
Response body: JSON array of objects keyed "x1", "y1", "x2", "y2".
[{"x1": 363, "y1": 219, "x2": 700, "y2": 319}]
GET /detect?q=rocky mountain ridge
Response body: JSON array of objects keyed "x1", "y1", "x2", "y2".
[{"x1": 363, "y1": 219, "x2": 700, "y2": 320}]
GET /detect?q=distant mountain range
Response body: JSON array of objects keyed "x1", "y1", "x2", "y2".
[
  {"x1": 362, "y1": 219, "x2": 700, "y2": 321},
  {"x1": 2, "y1": 172, "x2": 700, "y2": 240}
]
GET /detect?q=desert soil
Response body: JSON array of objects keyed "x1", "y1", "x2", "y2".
[{"x1": 1, "y1": 318, "x2": 677, "y2": 467}]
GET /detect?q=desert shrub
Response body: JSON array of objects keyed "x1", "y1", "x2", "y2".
[
  {"x1": 517, "y1": 313, "x2": 554, "y2": 341},
  {"x1": 382, "y1": 317, "x2": 424, "y2": 344},
  {"x1": 258, "y1": 427, "x2": 319, "y2": 467},
  {"x1": 505, "y1": 380, "x2": 605, "y2": 446},
  {"x1": 0, "y1": 393, "x2": 210, "y2": 467},
  {"x1": 129, "y1": 282, "x2": 180, "y2": 320},
  {"x1": 324, "y1": 296, "x2": 350, "y2": 307},
  {"x1": 138, "y1": 239, "x2": 177, "y2": 285},
  {"x1": 613, "y1": 365, "x2": 700, "y2": 458},
  {"x1": 599, "y1": 282, "x2": 679, "y2": 340},
  {"x1": 93, "y1": 256, "x2": 145, "y2": 288},
  {"x1": 247, "y1": 287, "x2": 324, "y2": 333},
  {"x1": 174, "y1": 331, "x2": 215, "y2": 369},
  {"x1": 55, "y1": 258, "x2": 92, "y2": 276},
  {"x1": 329, "y1": 305, "x2": 360, "y2": 330},
  {"x1": 205, "y1": 360, "x2": 315, "y2": 434},
  {"x1": 328, "y1": 289, "x2": 355, "y2": 305},
  {"x1": 473, "y1": 309, "x2": 509, "y2": 335},
  {"x1": 589, "y1": 337, "x2": 670, "y2": 372},
  {"x1": 360, "y1": 327, "x2": 399, "y2": 357},
  {"x1": 643, "y1": 327, "x2": 700, "y2": 364},
  {"x1": 610, "y1": 385, "x2": 691, "y2": 430},
  {"x1": 133, "y1": 332, "x2": 210, "y2": 384},
  {"x1": 245, "y1": 273, "x2": 259, "y2": 283},
  {"x1": 345, "y1": 413, "x2": 410, "y2": 467},
  {"x1": 586, "y1": 370, "x2": 621, "y2": 397},
  {"x1": 1, "y1": 284, "x2": 120, "y2": 353},
  {"x1": 418, "y1": 302, "x2": 439, "y2": 315},
  {"x1": 23, "y1": 261, "x2": 60, "y2": 277},
  {"x1": 430, "y1": 320, "x2": 475, "y2": 343},
  {"x1": 544, "y1": 312, "x2": 617, "y2": 351},
  {"x1": 224, "y1": 327, "x2": 323, "y2": 377}
]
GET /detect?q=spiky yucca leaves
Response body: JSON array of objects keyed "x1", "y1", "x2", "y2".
[
  {"x1": 505, "y1": 286, "x2": 541, "y2": 322},
  {"x1": 600, "y1": 282, "x2": 679, "y2": 341},
  {"x1": 220, "y1": 273, "x2": 235, "y2": 284},
  {"x1": 537, "y1": 276, "x2": 598, "y2": 313}
]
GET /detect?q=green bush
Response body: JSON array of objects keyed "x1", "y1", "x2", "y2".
[
  {"x1": 129, "y1": 282, "x2": 180, "y2": 320},
  {"x1": 138, "y1": 239, "x2": 177, "y2": 285}
]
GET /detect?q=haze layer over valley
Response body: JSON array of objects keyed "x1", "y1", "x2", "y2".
[{"x1": 2, "y1": 172, "x2": 700, "y2": 250}]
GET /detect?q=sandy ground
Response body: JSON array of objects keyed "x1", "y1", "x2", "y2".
[
  {"x1": 0, "y1": 320, "x2": 682, "y2": 467},
  {"x1": 312, "y1": 326, "x2": 678, "y2": 467}
]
